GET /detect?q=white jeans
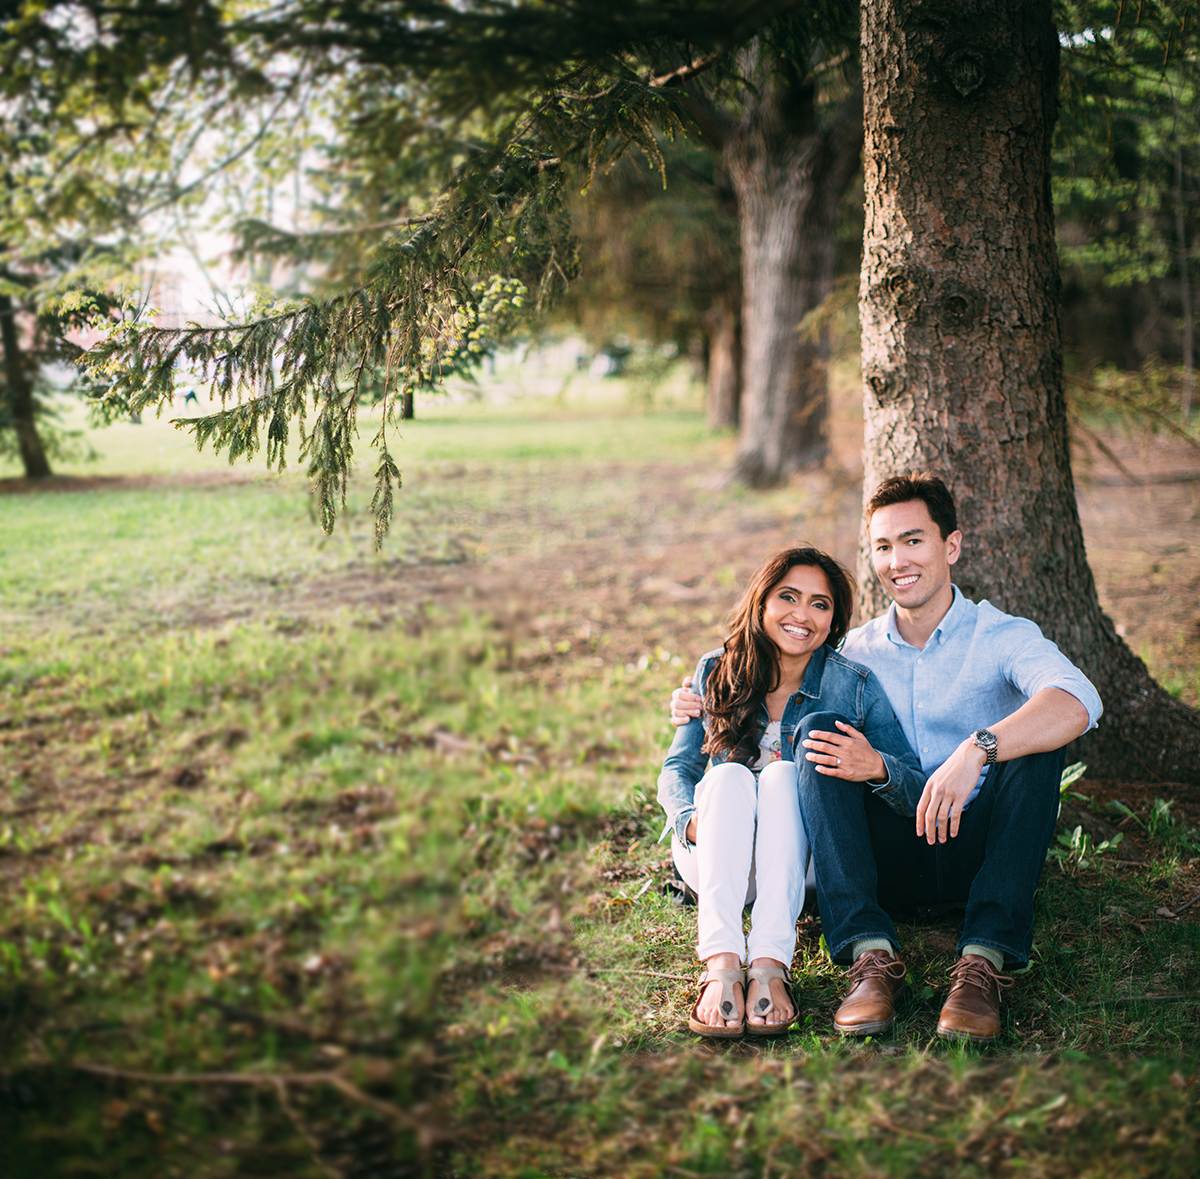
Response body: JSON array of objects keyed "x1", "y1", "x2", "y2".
[{"x1": 672, "y1": 760, "x2": 813, "y2": 965}]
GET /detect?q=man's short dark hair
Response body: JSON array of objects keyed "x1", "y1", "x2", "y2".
[{"x1": 866, "y1": 472, "x2": 958, "y2": 539}]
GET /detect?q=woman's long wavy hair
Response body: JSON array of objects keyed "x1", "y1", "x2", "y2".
[{"x1": 703, "y1": 547, "x2": 855, "y2": 764}]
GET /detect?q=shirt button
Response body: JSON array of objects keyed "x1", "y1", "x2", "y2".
[
  {"x1": 918, "y1": 703, "x2": 924, "y2": 709},
  {"x1": 917, "y1": 658, "x2": 922, "y2": 664},
  {"x1": 923, "y1": 747, "x2": 929, "y2": 753}
]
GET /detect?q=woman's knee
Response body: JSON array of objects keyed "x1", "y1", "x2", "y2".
[
  {"x1": 755, "y1": 762, "x2": 804, "y2": 839},
  {"x1": 695, "y1": 761, "x2": 756, "y2": 813},
  {"x1": 756, "y1": 759, "x2": 798, "y2": 796},
  {"x1": 699, "y1": 761, "x2": 756, "y2": 792}
]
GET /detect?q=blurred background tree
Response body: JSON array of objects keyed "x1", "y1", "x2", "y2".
[
  {"x1": 28, "y1": 2, "x2": 862, "y2": 496},
  {"x1": 558, "y1": 140, "x2": 742, "y2": 427},
  {"x1": 1055, "y1": 1, "x2": 1198, "y2": 422},
  {"x1": 0, "y1": 0, "x2": 285, "y2": 477}
]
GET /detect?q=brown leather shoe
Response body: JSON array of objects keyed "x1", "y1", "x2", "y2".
[
  {"x1": 833, "y1": 949, "x2": 906, "y2": 1036},
  {"x1": 937, "y1": 954, "x2": 1014, "y2": 1043}
]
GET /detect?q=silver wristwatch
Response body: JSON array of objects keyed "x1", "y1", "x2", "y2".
[{"x1": 971, "y1": 728, "x2": 998, "y2": 766}]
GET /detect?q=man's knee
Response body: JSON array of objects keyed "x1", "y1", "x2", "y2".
[
  {"x1": 794, "y1": 711, "x2": 853, "y2": 790},
  {"x1": 798, "y1": 710, "x2": 852, "y2": 740},
  {"x1": 988, "y1": 749, "x2": 1063, "y2": 801}
]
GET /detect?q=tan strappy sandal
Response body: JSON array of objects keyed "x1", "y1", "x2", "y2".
[
  {"x1": 745, "y1": 963, "x2": 796, "y2": 1037},
  {"x1": 687, "y1": 967, "x2": 746, "y2": 1038}
]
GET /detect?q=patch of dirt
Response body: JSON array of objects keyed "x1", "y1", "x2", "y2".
[
  {"x1": 1073, "y1": 430, "x2": 1200, "y2": 696},
  {"x1": 1077, "y1": 777, "x2": 1200, "y2": 835},
  {"x1": 7, "y1": 407, "x2": 1199, "y2": 769},
  {"x1": 300, "y1": 428, "x2": 1199, "y2": 718}
]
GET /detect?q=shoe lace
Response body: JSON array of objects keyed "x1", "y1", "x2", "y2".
[
  {"x1": 848, "y1": 951, "x2": 906, "y2": 985},
  {"x1": 948, "y1": 956, "x2": 1014, "y2": 996}
]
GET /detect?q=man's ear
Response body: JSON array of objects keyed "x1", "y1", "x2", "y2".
[{"x1": 946, "y1": 530, "x2": 963, "y2": 566}]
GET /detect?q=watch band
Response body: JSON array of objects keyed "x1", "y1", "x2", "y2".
[{"x1": 971, "y1": 728, "x2": 998, "y2": 766}]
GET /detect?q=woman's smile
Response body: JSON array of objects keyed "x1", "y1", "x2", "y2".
[{"x1": 781, "y1": 622, "x2": 816, "y2": 638}]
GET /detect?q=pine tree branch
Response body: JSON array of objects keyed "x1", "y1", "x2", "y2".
[
  {"x1": 139, "y1": 84, "x2": 304, "y2": 217},
  {"x1": 649, "y1": 51, "x2": 728, "y2": 89},
  {"x1": 71, "y1": 0, "x2": 852, "y2": 543}
]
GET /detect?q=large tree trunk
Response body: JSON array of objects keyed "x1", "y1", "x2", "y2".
[
  {"x1": 724, "y1": 67, "x2": 863, "y2": 487},
  {"x1": 0, "y1": 292, "x2": 52, "y2": 479},
  {"x1": 857, "y1": 0, "x2": 1200, "y2": 784},
  {"x1": 704, "y1": 291, "x2": 742, "y2": 430}
]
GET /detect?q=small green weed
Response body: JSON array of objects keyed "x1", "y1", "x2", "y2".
[
  {"x1": 1148, "y1": 797, "x2": 1200, "y2": 855},
  {"x1": 1050, "y1": 823, "x2": 1125, "y2": 875}
]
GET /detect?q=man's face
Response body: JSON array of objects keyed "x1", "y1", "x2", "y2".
[{"x1": 868, "y1": 499, "x2": 962, "y2": 611}]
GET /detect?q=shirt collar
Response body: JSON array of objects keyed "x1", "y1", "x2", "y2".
[
  {"x1": 885, "y1": 584, "x2": 965, "y2": 648},
  {"x1": 935, "y1": 585, "x2": 969, "y2": 639}
]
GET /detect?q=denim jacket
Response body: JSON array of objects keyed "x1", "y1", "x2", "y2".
[{"x1": 657, "y1": 643, "x2": 927, "y2": 847}]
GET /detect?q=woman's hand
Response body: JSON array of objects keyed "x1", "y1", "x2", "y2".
[
  {"x1": 801, "y1": 720, "x2": 887, "y2": 782},
  {"x1": 685, "y1": 815, "x2": 698, "y2": 843}
]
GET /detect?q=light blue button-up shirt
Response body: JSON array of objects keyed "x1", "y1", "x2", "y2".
[{"x1": 841, "y1": 586, "x2": 1103, "y2": 804}]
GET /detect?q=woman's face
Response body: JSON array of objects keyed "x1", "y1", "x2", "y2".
[{"x1": 761, "y1": 564, "x2": 835, "y2": 661}]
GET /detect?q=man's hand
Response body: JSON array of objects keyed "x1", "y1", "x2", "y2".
[
  {"x1": 670, "y1": 676, "x2": 703, "y2": 726},
  {"x1": 915, "y1": 738, "x2": 988, "y2": 843},
  {"x1": 801, "y1": 721, "x2": 887, "y2": 782}
]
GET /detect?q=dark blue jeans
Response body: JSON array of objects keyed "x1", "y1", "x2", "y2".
[{"x1": 796, "y1": 712, "x2": 1062, "y2": 969}]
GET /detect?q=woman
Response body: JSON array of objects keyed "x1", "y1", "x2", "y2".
[{"x1": 657, "y1": 547, "x2": 924, "y2": 1037}]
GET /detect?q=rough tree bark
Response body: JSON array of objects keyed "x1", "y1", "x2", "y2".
[
  {"x1": 856, "y1": 0, "x2": 1200, "y2": 784},
  {"x1": 0, "y1": 292, "x2": 52, "y2": 479},
  {"x1": 680, "y1": 46, "x2": 863, "y2": 486}
]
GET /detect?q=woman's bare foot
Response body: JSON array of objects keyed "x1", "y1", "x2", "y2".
[
  {"x1": 745, "y1": 957, "x2": 796, "y2": 1030},
  {"x1": 693, "y1": 951, "x2": 743, "y2": 1028}
]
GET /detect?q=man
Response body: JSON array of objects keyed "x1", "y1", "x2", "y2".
[{"x1": 670, "y1": 474, "x2": 1101, "y2": 1042}]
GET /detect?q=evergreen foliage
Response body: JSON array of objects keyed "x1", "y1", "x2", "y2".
[
  {"x1": 557, "y1": 139, "x2": 740, "y2": 354},
  {"x1": 1055, "y1": 0, "x2": 1198, "y2": 401},
  {"x1": 0, "y1": 0, "x2": 296, "y2": 474},
  {"x1": 12, "y1": 0, "x2": 1190, "y2": 509},
  {"x1": 61, "y1": 0, "x2": 858, "y2": 533}
]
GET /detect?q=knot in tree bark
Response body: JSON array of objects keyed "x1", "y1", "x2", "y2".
[
  {"x1": 936, "y1": 281, "x2": 984, "y2": 332},
  {"x1": 944, "y1": 49, "x2": 987, "y2": 97},
  {"x1": 879, "y1": 265, "x2": 934, "y2": 319},
  {"x1": 863, "y1": 366, "x2": 908, "y2": 408}
]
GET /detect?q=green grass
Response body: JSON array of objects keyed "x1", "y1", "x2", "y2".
[
  {"x1": 1, "y1": 381, "x2": 1198, "y2": 1177},
  {"x1": 8, "y1": 361, "x2": 719, "y2": 479}
]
